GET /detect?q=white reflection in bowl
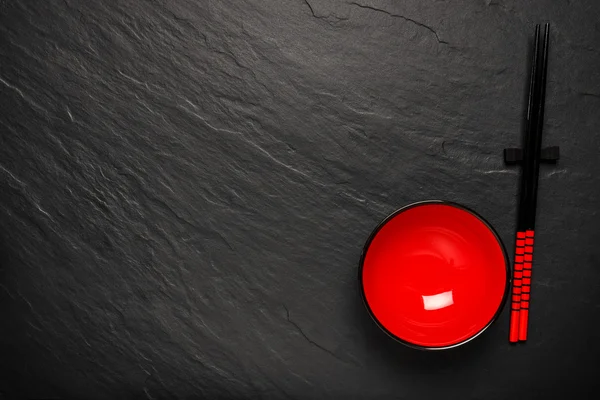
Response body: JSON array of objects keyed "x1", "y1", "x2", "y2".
[{"x1": 422, "y1": 291, "x2": 454, "y2": 311}]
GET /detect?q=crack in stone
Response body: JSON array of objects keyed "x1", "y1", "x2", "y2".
[
  {"x1": 303, "y1": 0, "x2": 318, "y2": 17},
  {"x1": 303, "y1": 0, "x2": 348, "y2": 25},
  {"x1": 283, "y1": 305, "x2": 354, "y2": 365},
  {"x1": 349, "y1": 2, "x2": 448, "y2": 44},
  {"x1": 580, "y1": 92, "x2": 600, "y2": 99}
]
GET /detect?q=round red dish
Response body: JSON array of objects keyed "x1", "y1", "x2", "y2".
[{"x1": 359, "y1": 201, "x2": 509, "y2": 349}]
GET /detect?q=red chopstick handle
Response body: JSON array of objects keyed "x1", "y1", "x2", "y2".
[
  {"x1": 518, "y1": 230, "x2": 535, "y2": 341},
  {"x1": 509, "y1": 231, "x2": 527, "y2": 343}
]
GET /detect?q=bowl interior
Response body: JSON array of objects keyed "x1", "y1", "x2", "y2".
[{"x1": 361, "y1": 202, "x2": 508, "y2": 348}]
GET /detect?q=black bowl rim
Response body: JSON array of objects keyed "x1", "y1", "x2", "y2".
[{"x1": 358, "y1": 200, "x2": 511, "y2": 351}]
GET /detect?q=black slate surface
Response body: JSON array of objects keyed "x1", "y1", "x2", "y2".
[{"x1": 1, "y1": 0, "x2": 599, "y2": 398}]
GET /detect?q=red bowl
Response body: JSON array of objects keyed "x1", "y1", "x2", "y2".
[{"x1": 359, "y1": 201, "x2": 509, "y2": 350}]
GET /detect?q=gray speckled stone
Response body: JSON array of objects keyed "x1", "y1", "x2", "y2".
[{"x1": 1, "y1": 0, "x2": 599, "y2": 398}]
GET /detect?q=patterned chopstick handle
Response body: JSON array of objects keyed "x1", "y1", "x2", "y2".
[
  {"x1": 518, "y1": 230, "x2": 535, "y2": 341},
  {"x1": 509, "y1": 231, "x2": 527, "y2": 342}
]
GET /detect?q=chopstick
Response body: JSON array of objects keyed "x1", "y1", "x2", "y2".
[
  {"x1": 507, "y1": 25, "x2": 541, "y2": 343},
  {"x1": 506, "y1": 23, "x2": 556, "y2": 343}
]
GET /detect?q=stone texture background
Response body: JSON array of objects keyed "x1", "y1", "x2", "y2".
[{"x1": 1, "y1": 0, "x2": 599, "y2": 398}]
